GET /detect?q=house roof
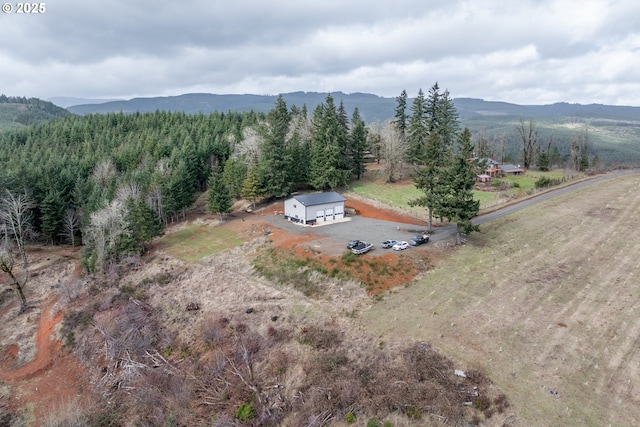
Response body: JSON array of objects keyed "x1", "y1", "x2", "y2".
[
  {"x1": 289, "y1": 191, "x2": 346, "y2": 206},
  {"x1": 501, "y1": 164, "x2": 524, "y2": 172},
  {"x1": 474, "y1": 157, "x2": 501, "y2": 166}
]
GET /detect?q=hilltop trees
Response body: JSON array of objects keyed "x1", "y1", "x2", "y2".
[{"x1": 406, "y1": 84, "x2": 463, "y2": 231}]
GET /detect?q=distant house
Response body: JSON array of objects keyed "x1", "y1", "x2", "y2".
[
  {"x1": 284, "y1": 191, "x2": 346, "y2": 225},
  {"x1": 500, "y1": 163, "x2": 525, "y2": 175},
  {"x1": 473, "y1": 158, "x2": 525, "y2": 181}
]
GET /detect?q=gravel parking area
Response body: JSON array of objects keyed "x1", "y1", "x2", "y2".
[{"x1": 265, "y1": 214, "x2": 455, "y2": 256}]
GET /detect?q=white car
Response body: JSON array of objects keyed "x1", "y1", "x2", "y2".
[{"x1": 392, "y1": 241, "x2": 409, "y2": 251}]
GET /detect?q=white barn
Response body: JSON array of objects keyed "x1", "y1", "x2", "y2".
[{"x1": 284, "y1": 191, "x2": 346, "y2": 225}]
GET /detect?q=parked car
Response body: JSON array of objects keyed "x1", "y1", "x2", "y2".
[
  {"x1": 381, "y1": 239, "x2": 398, "y2": 249},
  {"x1": 347, "y1": 240, "x2": 362, "y2": 249},
  {"x1": 392, "y1": 241, "x2": 409, "y2": 251},
  {"x1": 351, "y1": 241, "x2": 373, "y2": 255},
  {"x1": 409, "y1": 235, "x2": 429, "y2": 246}
]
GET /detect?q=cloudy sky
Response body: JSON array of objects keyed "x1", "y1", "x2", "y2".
[{"x1": 1, "y1": 0, "x2": 638, "y2": 105}]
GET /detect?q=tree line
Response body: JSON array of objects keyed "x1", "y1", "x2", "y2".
[
  {"x1": 0, "y1": 94, "x2": 371, "y2": 288},
  {"x1": 389, "y1": 83, "x2": 479, "y2": 244}
]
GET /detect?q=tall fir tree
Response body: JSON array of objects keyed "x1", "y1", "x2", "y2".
[
  {"x1": 286, "y1": 111, "x2": 311, "y2": 189},
  {"x1": 207, "y1": 166, "x2": 233, "y2": 220},
  {"x1": 124, "y1": 198, "x2": 163, "y2": 253},
  {"x1": 223, "y1": 157, "x2": 247, "y2": 198},
  {"x1": 435, "y1": 128, "x2": 479, "y2": 245},
  {"x1": 40, "y1": 189, "x2": 66, "y2": 244},
  {"x1": 349, "y1": 107, "x2": 368, "y2": 180},
  {"x1": 407, "y1": 88, "x2": 427, "y2": 164},
  {"x1": 309, "y1": 95, "x2": 351, "y2": 189},
  {"x1": 258, "y1": 95, "x2": 291, "y2": 198},
  {"x1": 410, "y1": 83, "x2": 462, "y2": 231},
  {"x1": 241, "y1": 160, "x2": 260, "y2": 209},
  {"x1": 393, "y1": 89, "x2": 408, "y2": 137}
]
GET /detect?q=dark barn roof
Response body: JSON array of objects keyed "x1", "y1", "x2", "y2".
[{"x1": 290, "y1": 191, "x2": 346, "y2": 206}]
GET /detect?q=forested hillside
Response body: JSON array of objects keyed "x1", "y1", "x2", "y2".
[
  {"x1": 65, "y1": 92, "x2": 640, "y2": 166},
  {"x1": 0, "y1": 94, "x2": 374, "y2": 275},
  {"x1": 0, "y1": 95, "x2": 70, "y2": 130}
]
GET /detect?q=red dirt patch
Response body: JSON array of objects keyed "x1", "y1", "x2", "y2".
[
  {"x1": 0, "y1": 299, "x2": 87, "y2": 424},
  {"x1": 345, "y1": 198, "x2": 425, "y2": 225},
  {"x1": 0, "y1": 300, "x2": 63, "y2": 381}
]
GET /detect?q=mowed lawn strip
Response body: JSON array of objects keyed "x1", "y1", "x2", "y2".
[
  {"x1": 155, "y1": 224, "x2": 242, "y2": 262},
  {"x1": 360, "y1": 174, "x2": 640, "y2": 427}
]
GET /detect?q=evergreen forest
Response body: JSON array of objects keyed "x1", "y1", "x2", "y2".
[{"x1": 0, "y1": 93, "x2": 379, "y2": 273}]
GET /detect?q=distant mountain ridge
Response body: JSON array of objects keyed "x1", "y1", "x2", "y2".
[
  {"x1": 64, "y1": 92, "x2": 640, "y2": 123},
  {"x1": 0, "y1": 94, "x2": 70, "y2": 130},
  {"x1": 47, "y1": 96, "x2": 123, "y2": 108}
]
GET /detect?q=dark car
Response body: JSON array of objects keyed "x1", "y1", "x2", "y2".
[
  {"x1": 347, "y1": 240, "x2": 362, "y2": 249},
  {"x1": 409, "y1": 235, "x2": 429, "y2": 246}
]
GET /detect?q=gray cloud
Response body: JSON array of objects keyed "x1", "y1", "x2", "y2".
[{"x1": 1, "y1": 0, "x2": 638, "y2": 105}]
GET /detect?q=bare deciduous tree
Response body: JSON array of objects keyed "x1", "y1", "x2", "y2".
[
  {"x1": 84, "y1": 200, "x2": 130, "y2": 274},
  {"x1": 115, "y1": 181, "x2": 142, "y2": 202},
  {"x1": 370, "y1": 121, "x2": 407, "y2": 182},
  {"x1": 472, "y1": 128, "x2": 490, "y2": 158},
  {"x1": 0, "y1": 245, "x2": 27, "y2": 309},
  {"x1": 516, "y1": 118, "x2": 538, "y2": 169},
  {"x1": 236, "y1": 126, "x2": 263, "y2": 163},
  {"x1": 61, "y1": 208, "x2": 81, "y2": 247},
  {"x1": 91, "y1": 159, "x2": 118, "y2": 187},
  {"x1": 0, "y1": 190, "x2": 34, "y2": 310}
]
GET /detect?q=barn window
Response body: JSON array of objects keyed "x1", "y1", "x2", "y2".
[{"x1": 293, "y1": 204, "x2": 297, "y2": 208}]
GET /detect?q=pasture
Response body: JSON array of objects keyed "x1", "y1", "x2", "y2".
[{"x1": 360, "y1": 173, "x2": 640, "y2": 426}]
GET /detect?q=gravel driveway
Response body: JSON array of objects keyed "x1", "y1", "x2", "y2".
[{"x1": 264, "y1": 214, "x2": 454, "y2": 256}]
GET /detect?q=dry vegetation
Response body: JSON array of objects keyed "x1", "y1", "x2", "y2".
[{"x1": 1, "y1": 206, "x2": 508, "y2": 426}]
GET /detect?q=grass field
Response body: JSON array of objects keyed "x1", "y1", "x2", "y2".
[
  {"x1": 154, "y1": 222, "x2": 242, "y2": 262},
  {"x1": 349, "y1": 169, "x2": 580, "y2": 212},
  {"x1": 360, "y1": 173, "x2": 640, "y2": 426}
]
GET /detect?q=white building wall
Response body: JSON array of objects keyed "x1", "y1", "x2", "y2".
[{"x1": 284, "y1": 198, "x2": 307, "y2": 223}]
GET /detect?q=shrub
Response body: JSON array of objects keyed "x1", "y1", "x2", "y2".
[
  {"x1": 367, "y1": 417, "x2": 381, "y2": 427},
  {"x1": 345, "y1": 412, "x2": 356, "y2": 424},
  {"x1": 534, "y1": 176, "x2": 562, "y2": 188},
  {"x1": 341, "y1": 251, "x2": 358, "y2": 265},
  {"x1": 405, "y1": 406, "x2": 422, "y2": 419},
  {"x1": 236, "y1": 402, "x2": 254, "y2": 421},
  {"x1": 472, "y1": 395, "x2": 491, "y2": 412}
]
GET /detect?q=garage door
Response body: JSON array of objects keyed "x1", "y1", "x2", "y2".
[
  {"x1": 334, "y1": 205, "x2": 344, "y2": 219},
  {"x1": 316, "y1": 210, "x2": 325, "y2": 222},
  {"x1": 325, "y1": 208, "x2": 334, "y2": 221}
]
